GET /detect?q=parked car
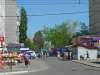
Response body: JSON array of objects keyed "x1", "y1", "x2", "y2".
[{"x1": 26, "y1": 51, "x2": 37, "y2": 59}]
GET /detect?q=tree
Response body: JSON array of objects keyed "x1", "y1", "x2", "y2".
[
  {"x1": 25, "y1": 38, "x2": 35, "y2": 50},
  {"x1": 72, "y1": 32, "x2": 82, "y2": 38},
  {"x1": 33, "y1": 31, "x2": 44, "y2": 49},
  {"x1": 73, "y1": 22, "x2": 89, "y2": 37},
  {"x1": 43, "y1": 22, "x2": 74, "y2": 48},
  {"x1": 80, "y1": 22, "x2": 89, "y2": 35},
  {"x1": 19, "y1": 7, "x2": 27, "y2": 43}
]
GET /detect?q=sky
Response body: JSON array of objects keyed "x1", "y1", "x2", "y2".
[{"x1": 17, "y1": 0, "x2": 89, "y2": 38}]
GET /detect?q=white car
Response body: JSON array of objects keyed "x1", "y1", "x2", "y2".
[{"x1": 26, "y1": 51, "x2": 37, "y2": 59}]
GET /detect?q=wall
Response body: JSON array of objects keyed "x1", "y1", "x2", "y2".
[
  {"x1": 5, "y1": 0, "x2": 19, "y2": 44},
  {"x1": 77, "y1": 47, "x2": 97, "y2": 60},
  {"x1": 0, "y1": 0, "x2": 6, "y2": 47},
  {"x1": 0, "y1": 0, "x2": 5, "y2": 37},
  {"x1": 89, "y1": 0, "x2": 100, "y2": 34}
]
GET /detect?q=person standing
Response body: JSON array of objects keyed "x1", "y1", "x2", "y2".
[
  {"x1": 23, "y1": 53, "x2": 30, "y2": 69},
  {"x1": 57, "y1": 51, "x2": 61, "y2": 59},
  {"x1": 43, "y1": 51, "x2": 47, "y2": 60},
  {"x1": 86, "y1": 51, "x2": 89, "y2": 60}
]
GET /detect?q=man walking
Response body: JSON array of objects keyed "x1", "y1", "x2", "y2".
[{"x1": 23, "y1": 53, "x2": 30, "y2": 69}]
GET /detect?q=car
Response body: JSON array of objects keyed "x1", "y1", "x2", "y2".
[{"x1": 26, "y1": 51, "x2": 37, "y2": 59}]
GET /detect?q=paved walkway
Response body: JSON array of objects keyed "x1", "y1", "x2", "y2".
[
  {"x1": 72, "y1": 60, "x2": 100, "y2": 68},
  {"x1": 0, "y1": 59, "x2": 49, "y2": 75}
]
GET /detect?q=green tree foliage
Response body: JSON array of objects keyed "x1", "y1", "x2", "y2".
[
  {"x1": 67, "y1": 21, "x2": 79, "y2": 35},
  {"x1": 19, "y1": 7, "x2": 27, "y2": 43},
  {"x1": 43, "y1": 22, "x2": 76, "y2": 48},
  {"x1": 73, "y1": 32, "x2": 82, "y2": 37},
  {"x1": 33, "y1": 31, "x2": 44, "y2": 49},
  {"x1": 80, "y1": 22, "x2": 89, "y2": 35},
  {"x1": 25, "y1": 38, "x2": 35, "y2": 50},
  {"x1": 73, "y1": 22, "x2": 89, "y2": 37}
]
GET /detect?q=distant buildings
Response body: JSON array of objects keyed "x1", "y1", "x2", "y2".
[
  {"x1": 89, "y1": 0, "x2": 100, "y2": 34},
  {"x1": 0, "y1": 0, "x2": 19, "y2": 47}
]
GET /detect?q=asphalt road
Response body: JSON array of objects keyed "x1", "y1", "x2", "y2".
[{"x1": 16, "y1": 57, "x2": 100, "y2": 75}]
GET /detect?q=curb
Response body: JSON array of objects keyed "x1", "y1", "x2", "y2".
[
  {"x1": 0, "y1": 66, "x2": 49, "y2": 75},
  {"x1": 72, "y1": 60, "x2": 100, "y2": 68},
  {"x1": 0, "y1": 71, "x2": 28, "y2": 75}
]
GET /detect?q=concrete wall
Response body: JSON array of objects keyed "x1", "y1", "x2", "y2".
[
  {"x1": 0, "y1": 0, "x2": 5, "y2": 37},
  {"x1": 0, "y1": 0, "x2": 6, "y2": 47},
  {"x1": 0, "y1": 0, "x2": 19, "y2": 47},
  {"x1": 5, "y1": 0, "x2": 19, "y2": 44},
  {"x1": 77, "y1": 47, "x2": 97, "y2": 60}
]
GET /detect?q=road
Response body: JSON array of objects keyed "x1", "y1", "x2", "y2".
[{"x1": 16, "y1": 57, "x2": 100, "y2": 75}]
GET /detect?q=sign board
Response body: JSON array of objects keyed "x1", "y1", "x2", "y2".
[{"x1": 20, "y1": 48, "x2": 29, "y2": 51}]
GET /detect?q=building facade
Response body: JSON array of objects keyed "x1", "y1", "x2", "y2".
[
  {"x1": 74, "y1": 46, "x2": 97, "y2": 60},
  {"x1": 0, "y1": 0, "x2": 19, "y2": 46},
  {"x1": 89, "y1": 0, "x2": 100, "y2": 34},
  {"x1": 0, "y1": 0, "x2": 5, "y2": 39}
]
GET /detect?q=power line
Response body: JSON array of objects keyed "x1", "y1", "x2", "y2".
[
  {"x1": 1, "y1": 9, "x2": 100, "y2": 17},
  {"x1": 27, "y1": 11, "x2": 89, "y2": 16},
  {"x1": 7, "y1": 0, "x2": 88, "y2": 3},
  {"x1": 0, "y1": 2, "x2": 88, "y2": 6},
  {"x1": 0, "y1": 0, "x2": 88, "y2": 5},
  {"x1": 17, "y1": 0, "x2": 88, "y2": 3},
  {"x1": 0, "y1": 11, "x2": 89, "y2": 17}
]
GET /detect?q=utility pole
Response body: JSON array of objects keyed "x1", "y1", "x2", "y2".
[{"x1": 79, "y1": 0, "x2": 81, "y2": 4}]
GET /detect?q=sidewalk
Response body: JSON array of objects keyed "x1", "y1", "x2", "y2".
[
  {"x1": 0, "y1": 59, "x2": 49, "y2": 75},
  {"x1": 72, "y1": 60, "x2": 100, "y2": 68}
]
